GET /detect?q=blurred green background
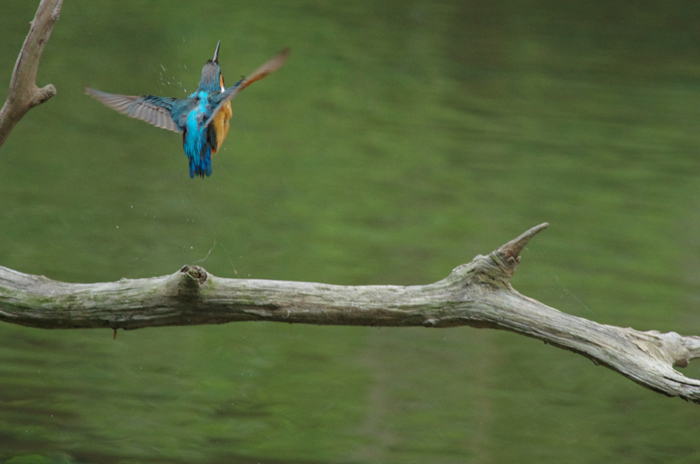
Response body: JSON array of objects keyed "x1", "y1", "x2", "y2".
[{"x1": 2, "y1": 1, "x2": 700, "y2": 462}]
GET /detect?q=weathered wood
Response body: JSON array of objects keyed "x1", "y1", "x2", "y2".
[
  {"x1": 0, "y1": 0, "x2": 62, "y2": 147},
  {"x1": 1, "y1": 223, "x2": 700, "y2": 403}
]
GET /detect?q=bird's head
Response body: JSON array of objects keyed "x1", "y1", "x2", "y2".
[{"x1": 199, "y1": 40, "x2": 224, "y2": 93}]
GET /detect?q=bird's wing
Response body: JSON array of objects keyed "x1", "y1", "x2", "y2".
[
  {"x1": 85, "y1": 88, "x2": 183, "y2": 133},
  {"x1": 203, "y1": 48, "x2": 291, "y2": 128}
]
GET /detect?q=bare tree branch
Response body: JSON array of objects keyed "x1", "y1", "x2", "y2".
[
  {"x1": 1, "y1": 222, "x2": 699, "y2": 403},
  {"x1": 0, "y1": 0, "x2": 63, "y2": 148}
]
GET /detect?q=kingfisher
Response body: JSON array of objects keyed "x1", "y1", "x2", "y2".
[{"x1": 86, "y1": 42, "x2": 290, "y2": 178}]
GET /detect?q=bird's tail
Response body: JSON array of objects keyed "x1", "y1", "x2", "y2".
[
  {"x1": 189, "y1": 147, "x2": 212, "y2": 178},
  {"x1": 184, "y1": 129, "x2": 213, "y2": 178}
]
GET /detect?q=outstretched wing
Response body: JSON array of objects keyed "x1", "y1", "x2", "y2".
[
  {"x1": 203, "y1": 48, "x2": 291, "y2": 128},
  {"x1": 85, "y1": 88, "x2": 182, "y2": 133}
]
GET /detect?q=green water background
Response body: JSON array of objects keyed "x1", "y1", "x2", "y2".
[{"x1": 1, "y1": 1, "x2": 700, "y2": 462}]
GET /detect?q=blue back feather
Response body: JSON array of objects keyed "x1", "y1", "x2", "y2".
[{"x1": 183, "y1": 92, "x2": 215, "y2": 178}]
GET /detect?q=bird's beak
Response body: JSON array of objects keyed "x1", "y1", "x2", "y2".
[{"x1": 213, "y1": 40, "x2": 221, "y2": 63}]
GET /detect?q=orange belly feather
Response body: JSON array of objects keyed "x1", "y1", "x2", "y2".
[
  {"x1": 211, "y1": 73, "x2": 233, "y2": 155},
  {"x1": 211, "y1": 100, "x2": 232, "y2": 155}
]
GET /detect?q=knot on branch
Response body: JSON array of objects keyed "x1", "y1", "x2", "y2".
[
  {"x1": 180, "y1": 265, "x2": 208, "y2": 285},
  {"x1": 175, "y1": 265, "x2": 209, "y2": 304}
]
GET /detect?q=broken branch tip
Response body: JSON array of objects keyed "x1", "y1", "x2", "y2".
[{"x1": 496, "y1": 222, "x2": 549, "y2": 267}]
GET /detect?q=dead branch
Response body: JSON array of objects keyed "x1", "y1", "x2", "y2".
[
  {"x1": 0, "y1": 0, "x2": 63, "y2": 148},
  {"x1": 1, "y1": 223, "x2": 699, "y2": 403}
]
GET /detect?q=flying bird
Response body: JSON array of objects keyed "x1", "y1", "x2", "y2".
[{"x1": 86, "y1": 41, "x2": 290, "y2": 178}]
